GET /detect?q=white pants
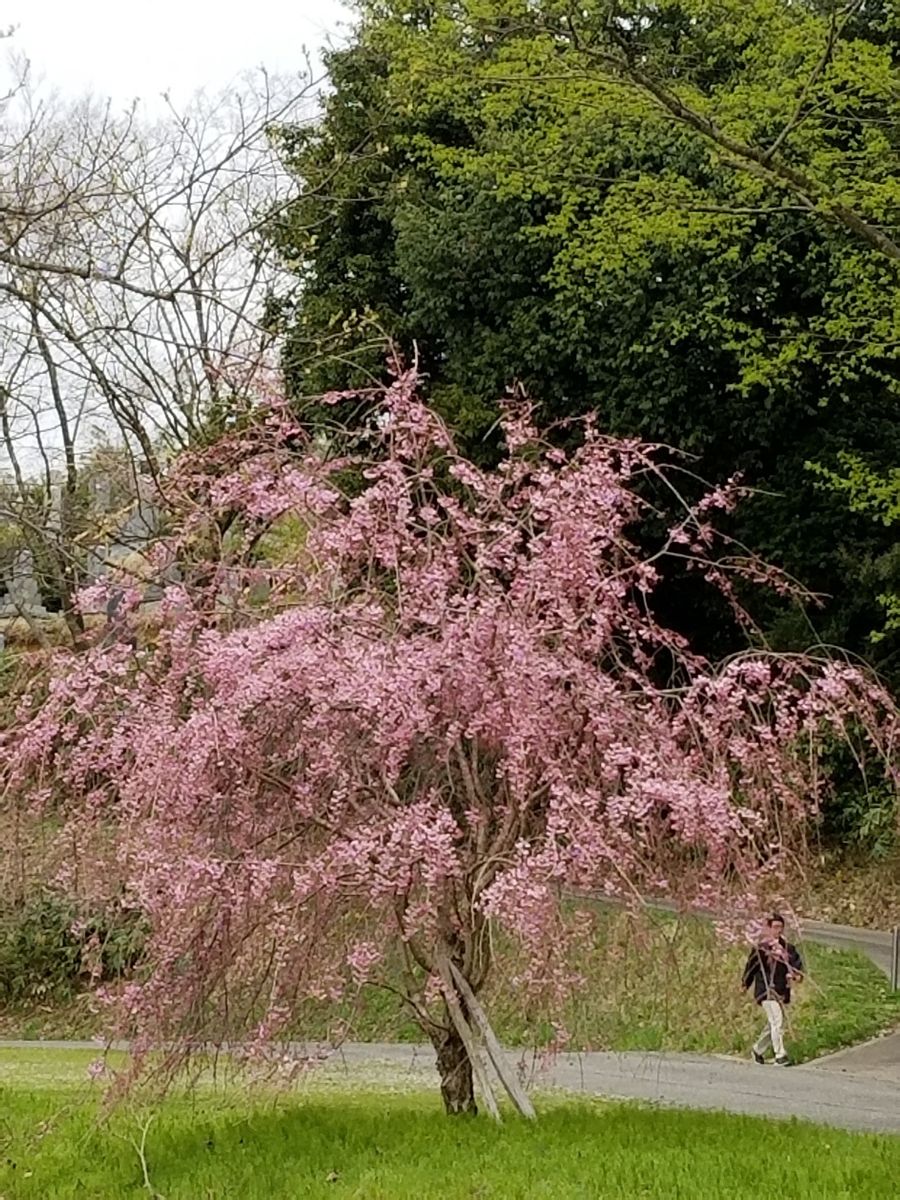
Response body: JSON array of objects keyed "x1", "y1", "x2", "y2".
[{"x1": 753, "y1": 999, "x2": 786, "y2": 1059}]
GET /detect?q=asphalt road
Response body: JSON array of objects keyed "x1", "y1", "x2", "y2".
[
  {"x1": 3, "y1": 1039, "x2": 898, "y2": 1135},
  {"x1": 798, "y1": 918, "x2": 896, "y2": 980}
]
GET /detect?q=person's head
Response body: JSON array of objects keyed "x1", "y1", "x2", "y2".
[{"x1": 766, "y1": 913, "x2": 785, "y2": 940}]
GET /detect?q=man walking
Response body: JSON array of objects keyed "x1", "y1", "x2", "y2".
[{"x1": 741, "y1": 913, "x2": 803, "y2": 1066}]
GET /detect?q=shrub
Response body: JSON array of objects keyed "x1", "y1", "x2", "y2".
[{"x1": 0, "y1": 890, "x2": 145, "y2": 1005}]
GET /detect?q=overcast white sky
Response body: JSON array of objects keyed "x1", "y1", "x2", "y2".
[
  {"x1": 0, "y1": 1, "x2": 355, "y2": 479},
  {"x1": 6, "y1": 0, "x2": 352, "y2": 106}
]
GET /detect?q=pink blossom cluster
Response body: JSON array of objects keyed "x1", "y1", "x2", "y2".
[{"x1": 3, "y1": 373, "x2": 896, "y2": 1086}]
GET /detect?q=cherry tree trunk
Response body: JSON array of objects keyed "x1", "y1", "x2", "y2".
[{"x1": 431, "y1": 1025, "x2": 477, "y2": 1116}]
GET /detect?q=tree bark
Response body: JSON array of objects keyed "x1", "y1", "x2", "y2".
[{"x1": 431, "y1": 1024, "x2": 478, "y2": 1116}]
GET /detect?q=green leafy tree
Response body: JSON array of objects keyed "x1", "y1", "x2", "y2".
[
  {"x1": 271, "y1": 0, "x2": 900, "y2": 675},
  {"x1": 812, "y1": 454, "x2": 900, "y2": 642}
]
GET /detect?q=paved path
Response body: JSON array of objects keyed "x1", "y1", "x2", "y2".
[
  {"x1": 811, "y1": 1029, "x2": 900, "y2": 1084},
  {"x1": 798, "y1": 917, "x2": 897, "y2": 981},
  {"x1": 2, "y1": 1040, "x2": 897, "y2": 1135},
  {"x1": 538, "y1": 1050, "x2": 900, "y2": 1134}
]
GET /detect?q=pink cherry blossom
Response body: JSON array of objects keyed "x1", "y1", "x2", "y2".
[{"x1": 2, "y1": 374, "x2": 896, "y2": 1110}]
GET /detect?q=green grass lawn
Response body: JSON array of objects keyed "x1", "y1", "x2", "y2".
[
  {"x1": 0, "y1": 1051, "x2": 898, "y2": 1200},
  {"x1": 2, "y1": 910, "x2": 899, "y2": 1063}
]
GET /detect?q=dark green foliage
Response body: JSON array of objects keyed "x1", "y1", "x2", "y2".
[
  {"x1": 819, "y1": 739, "x2": 900, "y2": 859},
  {"x1": 827, "y1": 784, "x2": 900, "y2": 859},
  {"x1": 270, "y1": 0, "x2": 900, "y2": 683},
  {"x1": 0, "y1": 891, "x2": 145, "y2": 1005}
]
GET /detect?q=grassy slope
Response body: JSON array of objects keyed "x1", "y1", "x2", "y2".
[
  {"x1": 286, "y1": 911, "x2": 900, "y2": 1063},
  {"x1": 797, "y1": 856, "x2": 900, "y2": 928},
  {"x1": 0, "y1": 1056, "x2": 898, "y2": 1200}
]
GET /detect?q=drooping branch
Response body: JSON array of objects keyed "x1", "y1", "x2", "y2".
[{"x1": 2, "y1": 376, "x2": 896, "y2": 1110}]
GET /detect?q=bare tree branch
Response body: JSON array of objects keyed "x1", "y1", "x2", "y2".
[{"x1": 0, "y1": 68, "x2": 325, "y2": 638}]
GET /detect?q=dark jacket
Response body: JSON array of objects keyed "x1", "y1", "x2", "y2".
[{"x1": 741, "y1": 937, "x2": 803, "y2": 1005}]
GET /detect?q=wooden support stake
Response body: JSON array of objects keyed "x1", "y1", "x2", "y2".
[
  {"x1": 449, "y1": 961, "x2": 537, "y2": 1120},
  {"x1": 435, "y1": 952, "x2": 501, "y2": 1122}
]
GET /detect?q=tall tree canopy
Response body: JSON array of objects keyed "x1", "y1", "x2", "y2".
[{"x1": 271, "y1": 0, "x2": 900, "y2": 676}]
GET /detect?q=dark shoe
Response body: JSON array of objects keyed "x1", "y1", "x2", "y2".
[
  {"x1": 775, "y1": 1056, "x2": 793, "y2": 1067},
  {"x1": 752, "y1": 1051, "x2": 766, "y2": 1064}
]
